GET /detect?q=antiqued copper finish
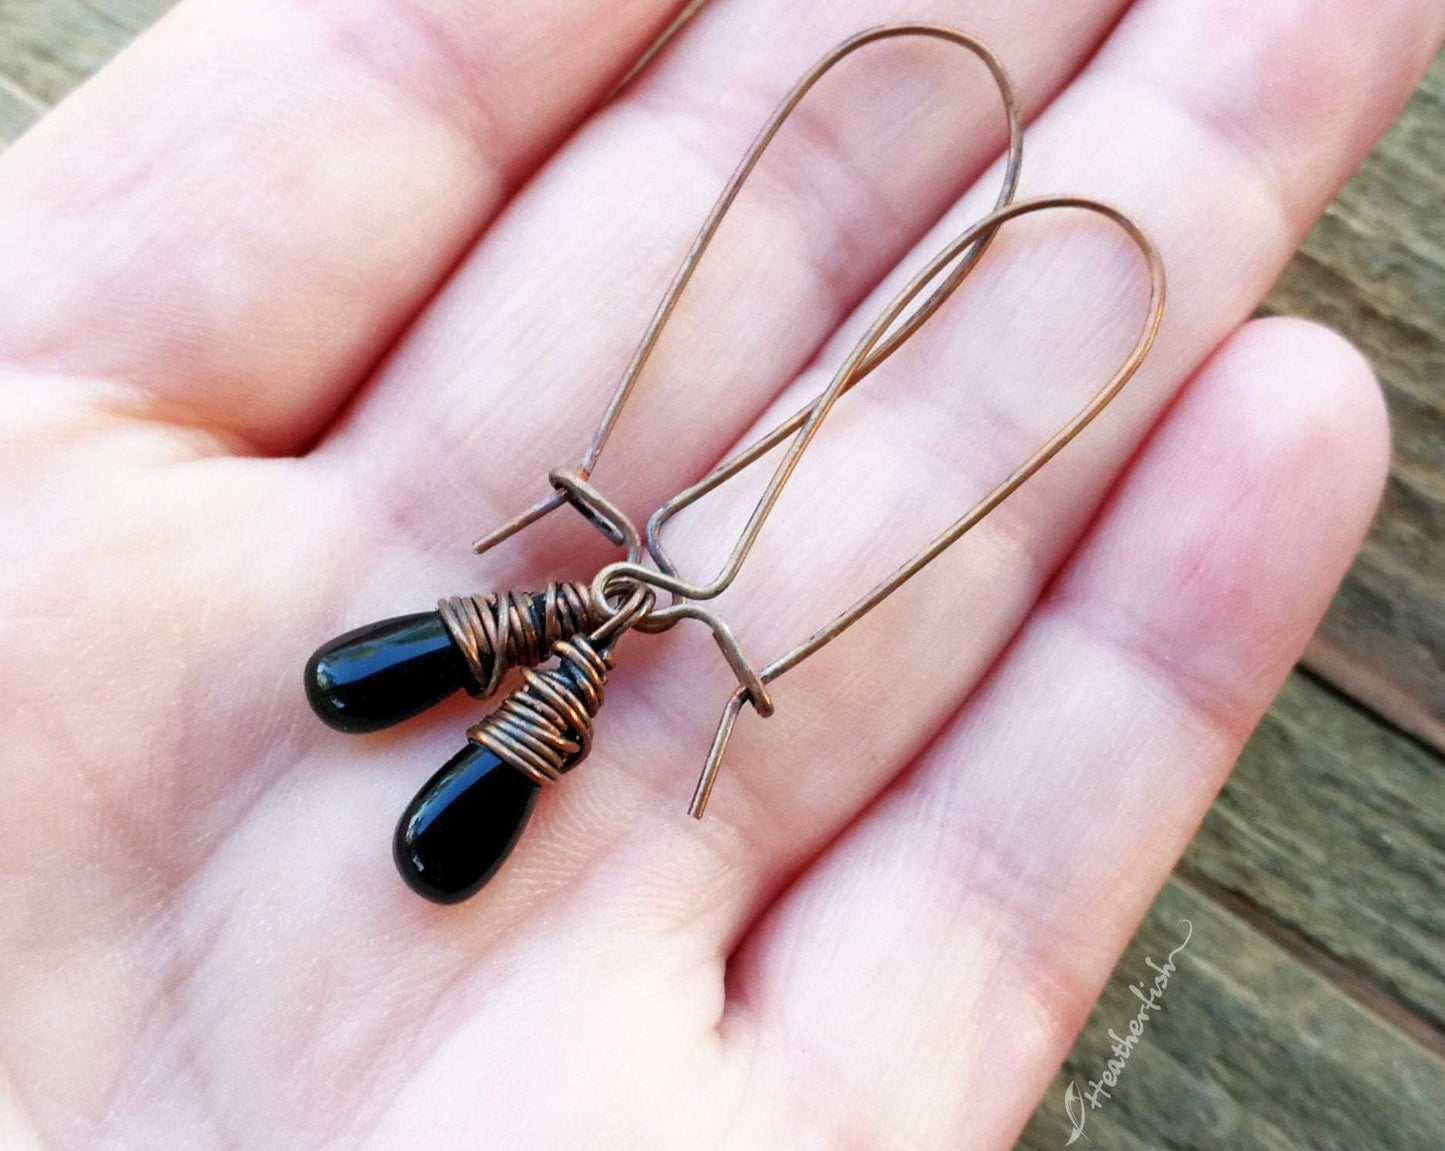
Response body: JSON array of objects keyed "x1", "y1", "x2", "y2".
[
  {"x1": 438, "y1": 580, "x2": 607, "y2": 699},
  {"x1": 655, "y1": 197, "x2": 1167, "y2": 815},
  {"x1": 470, "y1": 22, "x2": 1026, "y2": 558},
  {"x1": 467, "y1": 635, "x2": 614, "y2": 788}
]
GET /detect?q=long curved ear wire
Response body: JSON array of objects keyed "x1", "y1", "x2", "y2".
[
  {"x1": 609, "y1": 195, "x2": 1167, "y2": 819},
  {"x1": 469, "y1": 22, "x2": 1025, "y2": 560},
  {"x1": 304, "y1": 23, "x2": 1024, "y2": 739}
]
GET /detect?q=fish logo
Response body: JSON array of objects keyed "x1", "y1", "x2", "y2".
[{"x1": 1063, "y1": 1079, "x2": 1091, "y2": 1146}]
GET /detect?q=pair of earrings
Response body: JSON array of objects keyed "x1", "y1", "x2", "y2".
[{"x1": 304, "y1": 23, "x2": 1166, "y2": 904}]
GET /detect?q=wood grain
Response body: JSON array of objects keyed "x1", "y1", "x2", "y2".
[
  {"x1": 1267, "y1": 54, "x2": 1445, "y2": 752},
  {"x1": 75, "y1": 0, "x2": 174, "y2": 35},
  {"x1": 0, "y1": 0, "x2": 150, "y2": 106},
  {"x1": 0, "y1": 72, "x2": 42, "y2": 144},
  {"x1": 1017, "y1": 669, "x2": 1445, "y2": 1149},
  {"x1": 1020, "y1": 877, "x2": 1445, "y2": 1151},
  {"x1": 1187, "y1": 671, "x2": 1445, "y2": 1032}
]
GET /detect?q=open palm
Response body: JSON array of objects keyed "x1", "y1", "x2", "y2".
[{"x1": 0, "y1": 1, "x2": 1439, "y2": 1147}]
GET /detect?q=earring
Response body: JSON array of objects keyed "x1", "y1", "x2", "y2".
[{"x1": 303, "y1": 23, "x2": 1166, "y2": 904}]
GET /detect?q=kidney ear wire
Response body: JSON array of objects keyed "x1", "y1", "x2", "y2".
[
  {"x1": 612, "y1": 195, "x2": 1167, "y2": 818},
  {"x1": 469, "y1": 22, "x2": 1025, "y2": 559}
]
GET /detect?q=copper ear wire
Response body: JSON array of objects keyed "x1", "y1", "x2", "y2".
[
  {"x1": 459, "y1": 27, "x2": 1169, "y2": 821},
  {"x1": 468, "y1": 26, "x2": 1168, "y2": 820},
  {"x1": 470, "y1": 23, "x2": 1024, "y2": 562},
  {"x1": 644, "y1": 196, "x2": 1168, "y2": 817}
]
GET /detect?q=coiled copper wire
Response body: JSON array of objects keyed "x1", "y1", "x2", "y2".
[
  {"x1": 467, "y1": 637, "x2": 613, "y2": 787},
  {"x1": 437, "y1": 581, "x2": 606, "y2": 699}
]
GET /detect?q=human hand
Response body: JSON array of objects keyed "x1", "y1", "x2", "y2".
[{"x1": 0, "y1": 1, "x2": 1438, "y2": 1147}]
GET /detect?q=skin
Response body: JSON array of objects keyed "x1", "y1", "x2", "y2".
[{"x1": 0, "y1": 0, "x2": 1439, "y2": 1147}]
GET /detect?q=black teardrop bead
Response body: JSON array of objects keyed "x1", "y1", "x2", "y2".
[
  {"x1": 393, "y1": 743, "x2": 542, "y2": 903},
  {"x1": 306, "y1": 613, "x2": 480, "y2": 734},
  {"x1": 393, "y1": 634, "x2": 611, "y2": 904}
]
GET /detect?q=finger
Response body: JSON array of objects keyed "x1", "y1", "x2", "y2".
[
  {"x1": 717, "y1": 318, "x2": 1388, "y2": 1149},
  {"x1": 0, "y1": 0, "x2": 690, "y2": 451},
  {"x1": 564, "y1": 0, "x2": 1441, "y2": 931},
  {"x1": 331, "y1": 0, "x2": 1133, "y2": 557}
]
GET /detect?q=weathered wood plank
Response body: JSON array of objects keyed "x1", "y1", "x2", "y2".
[
  {"x1": 1265, "y1": 53, "x2": 1445, "y2": 752},
  {"x1": 0, "y1": 73, "x2": 43, "y2": 144},
  {"x1": 76, "y1": 0, "x2": 174, "y2": 37},
  {"x1": 1025, "y1": 635, "x2": 1445, "y2": 1146},
  {"x1": 1186, "y1": 670, "x2": 1445, "y2": 1032},
  {"x1": 1020, "y1": 877, "x2": 1445, "y2": 1151},
  {"x1": 0, "y1": 0, "x2": 157, "y2": 106}
]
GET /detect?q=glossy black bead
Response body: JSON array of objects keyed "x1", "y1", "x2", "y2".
[
  {"x1": 305, "y1": 612, "x2": 480, "y2": 734},
  {"x1": 394, "y1": 744, "x2": 541, "y2": 903}
]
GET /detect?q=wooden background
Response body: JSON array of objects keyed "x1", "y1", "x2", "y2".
[{"x1": 0, "y1": 2, "x2": 1439, "y2": 1147}]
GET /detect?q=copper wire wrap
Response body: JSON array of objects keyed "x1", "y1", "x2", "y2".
[
  {"x1": 467, "y1": 637, "x2": 613, "y2": 787},
  {"x1": 437, "y1": 581, "x2": 607, "y2": 699}
]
